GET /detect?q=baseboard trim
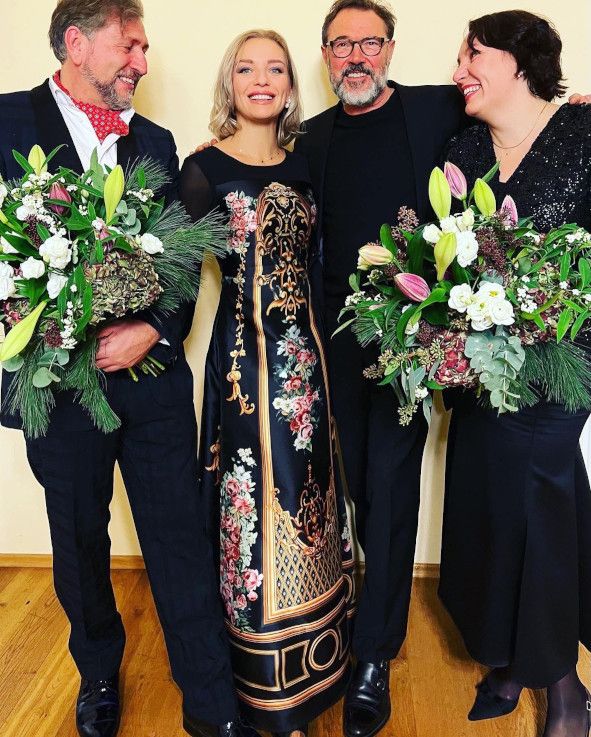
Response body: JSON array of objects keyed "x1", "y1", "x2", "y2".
[
  {"x1": 1, "y1": 555, "x2": 441, "y2": 577},
  {"x1": 0, "y1": 554, "x2": 146, "y2": 570}
]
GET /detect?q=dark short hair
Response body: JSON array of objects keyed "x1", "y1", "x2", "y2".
[
  {"x1": 321, "y1": 0, "x2": 396, "y2": 45},
  {"x1": 49, "y1": 0, "x2": 144, "y2": 62},
  {"x1": 468, "y1": 10, "x2": 566, "y2": 101}
]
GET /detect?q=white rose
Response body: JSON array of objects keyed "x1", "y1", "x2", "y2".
[
  {"x1": 0, "y1": 182, "x2": 7, "y2": 208},
  {"x1": 467, "y1": 299, "x2": 493, "y2": 330},
  {"x1": 422, "y1": 224, "x2": 442, "y2": 244},
  {"x1": 0, "y1": 262, "x2": 15, "y2": 300},
  {"x1": 440, "y1": 216, "x2": 459, "y2": 234},
  {"x1": 448, "y1": 283, "x2": 474, "y2": 313},
  {"x1": 19, "y1": 256, "x2": 46, "y2": 280},
  {"x1": 139, "y1": 233, "x2": 164, "y2": 255},
  {"x1": 489, "y1": 299, "x2": 515, "y2": 326},
  {"x1": 39, "y1": 234, "x2": 72, "y2": 270},
  {"x1": 0, "y1": 236, "x2": 18, "y2": 254},
  {"x1": 416, "y1": 385, "x2": 429, "y2": 400},
  {"x1": 477, "y1": 281, "x2": 505, "y2": 301},
  {"x1": 456, "y1": 231, "x2": 479, "y2": 267},
  {"x1": 46, "y1": 272, "x2": 68, "y2": 299}
]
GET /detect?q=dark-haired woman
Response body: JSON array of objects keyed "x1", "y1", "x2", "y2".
[{"x1": 438, "y1": 10, "x2": 591, "y2": 737}]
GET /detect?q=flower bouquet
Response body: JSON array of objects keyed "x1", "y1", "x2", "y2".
[
  {"x1": 339, "y1": 162, "x2": 591, "y2": 424},
  {"x1": 0, "y1": 145, "x2": 226, "y2": 437}
]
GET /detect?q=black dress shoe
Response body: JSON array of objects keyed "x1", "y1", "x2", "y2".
[
  {"x1": 76, "y1": 675, "x2": 120, "y2": 737},
  {"x1": 467, "y1": 676, "x2": 519, "y2": 721},
  {"x1": 182, "y1": 710, "x2": 262, "y2": 737},
  {"x1": 343, "y1": 660, "x2": 391, "y2": 737}
]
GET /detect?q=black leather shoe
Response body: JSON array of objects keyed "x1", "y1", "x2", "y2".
[
  {"x1": 182, "y1": 710, "x2": 262, "y2": 737},
  {"x1": 76, "y1": 675, "x2": 120, "y2": 737},
  {"x1": 467, "y1": 676, "x2": 519, "y2": 721},
  {"x1": 343, "y1": 660, "x2": 391, "y2": 737}
]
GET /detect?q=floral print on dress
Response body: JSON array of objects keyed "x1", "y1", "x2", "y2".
[
  {"x1": 272, "y1": 325, "x2": 321, "y2": 452},
  {"x1": 220, "y1": 448, "x2": 263, "y2": 631},
  {"x1": 225, "y1": 191, "x2": 257, "y2": 254}
]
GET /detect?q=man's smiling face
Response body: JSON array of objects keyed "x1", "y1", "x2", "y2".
[{"x1": 322, "y1": 8, "x2": 394, "y2": 107}]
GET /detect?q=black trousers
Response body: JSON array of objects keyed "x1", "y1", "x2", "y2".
[
  {"x1": 325, "y1": 305, "x2": 427, "y2": 663},
  {"x1": 24, "y1": 361, "x2": 237, "y2": 725}
]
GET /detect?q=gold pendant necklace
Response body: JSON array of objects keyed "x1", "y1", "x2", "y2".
[{"x1": 491, "y1": 101, "x2": 549, "y2": 154}]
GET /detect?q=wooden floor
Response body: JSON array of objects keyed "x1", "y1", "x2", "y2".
[{"x1": 0, "y1": 568, "x2": 589, "y2": 737}]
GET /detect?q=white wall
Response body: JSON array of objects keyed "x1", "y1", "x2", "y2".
[{"x1": 1, "y1": 0, "x2": 590, "y2": 562}]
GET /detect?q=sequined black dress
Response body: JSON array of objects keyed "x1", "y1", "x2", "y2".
[
  {"x1": 179, "y1": 148, "x2": 355, "y2": 731},
  {"x1": 439, "y1": 104, "x2": 591, "y2": 687}
]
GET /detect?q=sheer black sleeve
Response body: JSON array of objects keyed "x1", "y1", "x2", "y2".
[{"x1": 179, "y1": 155, "x2": 215, "y2": 222}]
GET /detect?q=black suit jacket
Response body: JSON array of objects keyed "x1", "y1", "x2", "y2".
[
  {"x1": 0, "y1": 80, "x2": 194, "y2": 429},
  {"x1": 294, "y1": 81, "x2": 468, "y2": 283}
]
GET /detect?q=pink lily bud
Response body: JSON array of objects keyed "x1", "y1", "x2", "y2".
[
  {"x1": 500, "y1": 195, "x2": 518, "y2": 226},
  {"x1": 394, "y1": 272, "x2": 431, "y2": 302},
  {"x1": 49, "y1": 182, "x2": 72, "y2": 215},
  {"x1": 444, "y1": 161, "x2": 468, "y2": 200}
]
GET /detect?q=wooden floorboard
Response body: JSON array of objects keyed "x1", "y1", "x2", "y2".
[{"x1": 0, "y1": 568, "x2": 588, "y2": 736}]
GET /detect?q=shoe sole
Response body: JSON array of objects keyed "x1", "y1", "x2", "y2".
[
  {"x1": 343, "y1": 705, "x2": 392, "y2": 737},
  {"x1": 182, "y1": 716, "x2": 212, "y2": 737}
]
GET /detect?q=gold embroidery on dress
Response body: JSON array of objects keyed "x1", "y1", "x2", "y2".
[
  {"x1": 205, "y1": 431, "x2": 222, "y2": 485},
  {"x1": 291, "y1": 464, "x2": 328, "y2": 558},
  {"x1": 255, "y1": 183, "x2": 311, "y2": 322},
  {"x1": 227, "y1": 229, "x2": 255, "y2": 415},
  {"x1": 272, "y1": 470, "x2": 342, "y2": 613}
]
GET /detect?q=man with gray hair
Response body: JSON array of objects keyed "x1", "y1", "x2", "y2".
[
  {"x1": 295, "y1": 2, "x2": 466, "y2": 736},
  {"x1": 296, "y1": 2, "x2": 590, "y2": 736},
  {"x1": 0, "y1": 2, "x2": 256, "y2": 736}
]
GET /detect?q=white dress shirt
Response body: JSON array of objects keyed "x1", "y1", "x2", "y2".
[
  {"x1": 48, "y1": 76, "x2": 168, "y2": 344},
  {"x1": 48, "y1": 75, "x2": 135, "y2": 171}
]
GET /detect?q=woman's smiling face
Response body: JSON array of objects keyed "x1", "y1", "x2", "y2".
[{"x1": 453, "y1": 36, "x2": 521, "y2": 120}]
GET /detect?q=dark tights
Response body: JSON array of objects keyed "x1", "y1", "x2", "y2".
[{"x1": 485, "y1": 666, "x2": 589, "y2": 736}]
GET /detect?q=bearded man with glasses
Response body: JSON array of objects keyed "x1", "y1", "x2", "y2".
[
  {"x1": 295, "y1": 2, "x2": 591, "y2": 736},
  {"x1": 294, "y1": 2, "x2": 467, "y2": 736}
]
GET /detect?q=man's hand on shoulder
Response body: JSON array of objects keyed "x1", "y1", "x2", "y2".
[
  {"x1": 569, "y1": 93, "x2": 591, "y2": 105},
  {"x1": 96, "y1": 319, "x2": 161, "y2": 372}
]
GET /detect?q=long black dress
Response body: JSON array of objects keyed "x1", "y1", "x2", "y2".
[
  {"x1": 439, "y1": 104, "x2": 591, "y2": 688},
  {"x1": 179, "y1": 148, "x2": 355, "y2": 731}
]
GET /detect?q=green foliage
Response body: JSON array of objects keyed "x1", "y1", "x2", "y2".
[
  {"x1": 464, "y1": 327, "x2": 525, "y2": 412},
  {"x1": 519, "y1": 340, "x2": 591, "y2": 412}
]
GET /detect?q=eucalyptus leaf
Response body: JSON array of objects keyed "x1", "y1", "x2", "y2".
[
  {"x1": 1, "y1": 354, "x2": 24, "y2": 372},
  {"x1": 32, "y1": 367, "x2": 55, "y2": 388}
]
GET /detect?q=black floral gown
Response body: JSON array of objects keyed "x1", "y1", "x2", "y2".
[
  {"x1": 179, "y1": 148, "x2": 354, "y2": 731},
  {"x1": 439, "y1": 104, "x2": 591, "y2": 688}
]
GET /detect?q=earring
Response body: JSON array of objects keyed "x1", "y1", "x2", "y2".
[
  {"x1": 285, "y1": 98, "x2": 292, "y2": 109},
  {"x1": 516, "y1": 71, "x2": 524, "y2": 79}
]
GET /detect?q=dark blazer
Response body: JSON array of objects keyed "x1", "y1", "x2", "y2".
[
  {"x1": 294, "y1": 81, "x2": 468, "y2": 265},
  {"x1": 0, "y1": 80, "x2": 193, "y2": 428}
]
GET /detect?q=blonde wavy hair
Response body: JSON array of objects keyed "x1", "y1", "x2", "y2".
[{"x1": 210, "y1": 30, "x2": 303, "y2": 148}]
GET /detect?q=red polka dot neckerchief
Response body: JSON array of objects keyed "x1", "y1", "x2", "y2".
[{"x1": 52, "y1": 72, "x2": 130, "y2": 143}]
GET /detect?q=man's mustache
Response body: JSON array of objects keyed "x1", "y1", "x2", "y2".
[{"x1": 340, "y1": 63, "x2": 374, "y2": 80}]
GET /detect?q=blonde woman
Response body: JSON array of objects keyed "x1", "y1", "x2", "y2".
[{"x1": 179, "y1": 30, "x2": 355, "y2": 737}]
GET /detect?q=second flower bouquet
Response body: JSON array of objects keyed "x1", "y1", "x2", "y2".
[{"x1": 339, "y1": 162, "x2": 591, "y2": 424}]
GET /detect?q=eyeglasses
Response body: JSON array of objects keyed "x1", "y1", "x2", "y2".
[{"x1": 325, "y1": 36, "x2": 389, "y2": 58}]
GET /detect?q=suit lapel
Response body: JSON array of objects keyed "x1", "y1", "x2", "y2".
[
  {"x1": 307, "y1": 104, "x2": 337, "y2": 228},
  {"x1": 116, "y1": 119, "x2": 139, "y2": 170},
  {"x1": 395, "y1": 82, "x2": 430, "y2": 219},
  {"x1": 30, "y1": 80, "x2": 83, "y2": 172}
]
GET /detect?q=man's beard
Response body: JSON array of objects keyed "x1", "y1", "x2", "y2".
[
  {"x1": 82, "y1": 66, "x2": 139, "y2": 111},
  {"x1": 329, "y1": 62, "x2": 388, "y2": 107}
]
